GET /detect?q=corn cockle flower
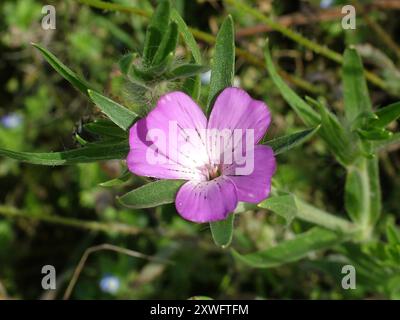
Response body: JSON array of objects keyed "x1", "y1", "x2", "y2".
[{"x1": 127, "y1": 87, "x2": 276, "y2": 223}]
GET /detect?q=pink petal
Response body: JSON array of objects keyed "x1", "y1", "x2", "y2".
[
  {"x1": 175, "y1": 176, "x2": 238, "y2": 223},
  {"x1": 224, "y1": 145, "x2": 276, "y2": 203},
  {"x1": 127, "y1": 92, "x2": 209, "y2": 180},
  {"x1": 208, "y1": 87, "x2": 271, "y2": 143}
]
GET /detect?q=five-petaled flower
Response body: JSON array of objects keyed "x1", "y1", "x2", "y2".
[{"x1": 127, "y1": 87, "x2": 276, "y2": 223}]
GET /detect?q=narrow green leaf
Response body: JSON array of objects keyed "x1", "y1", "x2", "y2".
[
  {"x1": 210, "y1": 214, "x2": 234, "y2": 248},
  {"x1": 152, "y1": 22, "x2": 178, "y2": 65},
  {"x1": 99, "y1": 170, "x2": 131, "y2": 187},
  {"x1": 88, "y1": 90, "x2": 137, "y2": 131},
  {"x1": 143, "y1": 0, "x2": 171, "y2": 64},
  {"x1": 84, "y1": 119, "x2": 127, "y2": 139},
  {"x1": 264, "y1": 41, "x2": 320, "y2": 127},
  {"x1": 263, "y1": 126, "x2": 320, "y2": 155},
  {"x1": 32, "y1": 43, "x2": 93, "y2": 95},
  {"x1": 0, "y1": 143, "x2": 129, "y2": 166},
  {"x1": 171, "y1": 10, "x2": 202, "y2": 63},
  {"x1": 373, "y1": 102, "x2": 400, "y2": 128},
  {"x1": 171, "y1": 9, "x2": 202, "y2": 100},
  {"x1": 351, "y1": 111, "x2": 378, "y2": 132},
  {"x1": 118, "y1": 180, "x2": 185, "y2": 209},
  {"x1": 306, "y1": 96, "x2": 357, "y2": 165},
  {"x1": 342, "y1": 48, "x2": 372, "y2": 123},
  {"x1": 258, "y1": 194, "x2": 297, "y2": 223},
  {"x1": 166, "y1": 64, "x2": 209, "y2": 80},
  {"x1": 232, "y1": 227, "x2": 342, "y2": 268},
  {"x1": 357, "y1": 127, "x2": 392, "y2": 141},
  {"x1": 206, "y1": 15, "x2": 235, "y2": 115}
]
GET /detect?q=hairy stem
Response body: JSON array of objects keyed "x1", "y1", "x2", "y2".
[{"x1": 295, "y1": 199, "x2": 358, "y2": 235}]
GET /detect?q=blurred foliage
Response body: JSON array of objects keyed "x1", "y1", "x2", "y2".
[{"x1": 0, "y1": 0, "x2": 399, "y2": 300}]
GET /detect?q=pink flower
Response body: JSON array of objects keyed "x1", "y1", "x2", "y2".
[{"x1": 127, "y1": 87, "x2": 276, "y2": 223}]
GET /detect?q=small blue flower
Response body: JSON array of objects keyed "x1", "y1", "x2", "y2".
[
  {"x1": 1, "y1": 113, "x2": 23, "y2": 129},
  {"x1": 99, "y1": 275, "x2": 120, "y2": 294}
]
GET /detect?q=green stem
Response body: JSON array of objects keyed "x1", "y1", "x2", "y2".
[
  {"x1": 0, "y1": 205, "x2": 143, "y2": 236},
  {"x1": 295, "y1": 199, "x2": 358, "y2": 235},
  {"x1": 348, "y1": 157, "x2": 380, "y2": 238}
]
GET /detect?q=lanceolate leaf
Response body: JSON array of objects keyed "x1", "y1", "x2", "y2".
[
  {"x1": 357, "y1": 127, "x2": 392, "y2": 141},
  {"x1": 171, "y1": 9, "x2": 202, "y2": 100},
  {"x1": 32, "y1": 43, "x2": 93, "y2": 95},
  {"x1": 206, "y1": 15, "x2": 235, "y2": 115},
  {"x1": 307, "y1": 97, "x2": 357, "y2": 165},
  {"x1": 0, "y1": 142, "x2": 129, "y2": 166},
  {"x1": 84, "y1": 120, "x2": 127, "y2": 139},
  {"x1": 210, "y1": 214, "x2": 235, "y2": 248},
  {"x1": 264, "y1": 41, "x2": 320, "y2": 127},
  {"x1": 373, "y1": 102, "x2": 400, "y2": 128},
  {"x1": 342, "y1": 48, "x2": 372, "y2": 124},
  {"x1": 152, "y1": 21, "x2": 179, "y2": 66},
  {"x1": 232, "y1": 227, "x2": 343, "y2": 268},
  {"x1": 263, "y1": 126, "x2": 320, "y2": 155},
  {"x1": 118, "y1": 180, "x2": 185, "y2": 209},
  {"x1": 143, "y1": 0, "x2": 171, "y2": 64},
  {"x1": 171, "y1": 10, "x2": 202, "y2": 63},
  {"x1": 88, "y1": 90, "x2": 137, "y2": 131}
]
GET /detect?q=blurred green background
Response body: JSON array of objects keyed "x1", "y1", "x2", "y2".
[{"x1": 0, "y1": 0, "x2": 399, "y2": 299}]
